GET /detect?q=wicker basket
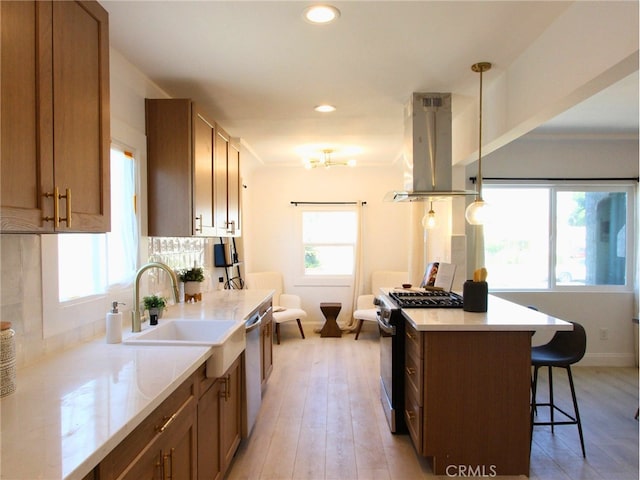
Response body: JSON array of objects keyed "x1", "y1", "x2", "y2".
[{"x1": 1, "y1": 321, "x2": 16, "y2": 397}]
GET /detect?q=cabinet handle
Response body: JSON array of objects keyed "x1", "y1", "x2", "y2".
[
  {"x1": 59, "y1": 188, "x2": 71, "y2": 227},
  {"x1": 163, "y1": 448, "x2": 174, "y2": 480},
  {"x1": 156, "y1": 412, "x2": 177, "y2": 433},
  {"x1": 226, "y1": 220, "x2": 235, "y2": 234},
  {"x1": 220, "y1": 374, "x2": 231, "y2": 401},
  {"x1": 195, "y1": 214, "x2": 203, "y2": 233},
  {"x1": 155, "y1": 456, "x2": 163, "y2": 478},
  {"x1": 406, "y1": 331, "x2": 416, "y2": 340},
  {"x1": 43, "y1": 187, "x2": 72, "y2": 228},
  {"x1": 405, "y1": 366, "x2": 416, "y2": 375},
  {"x1": 405, "y1": 409, "x2": 416, "y2": 420},
  {"x1": 42, "y1": 187, "x2": 59, "y2": 228}
]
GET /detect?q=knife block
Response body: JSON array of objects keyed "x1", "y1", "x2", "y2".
[{"x1": 463, "y1": 280, "x2": 488, "y2": 312}]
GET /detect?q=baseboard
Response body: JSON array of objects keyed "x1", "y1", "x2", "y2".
[{"x1": 579, "y1": 352, "x2": 637, "y2": 367}]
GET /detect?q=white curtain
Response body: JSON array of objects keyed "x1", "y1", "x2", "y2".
[{"x1": 346, "y1": 201, "x2": 365, "y2": 331}]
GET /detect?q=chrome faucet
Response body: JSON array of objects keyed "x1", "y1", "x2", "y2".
[{"x1": 132, "y1": 261, "x2": 180, "y2": 332}]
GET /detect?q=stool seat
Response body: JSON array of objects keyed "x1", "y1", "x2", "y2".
[{"x1": 532, "y1": 346, "x2": 581, "y2": 367}]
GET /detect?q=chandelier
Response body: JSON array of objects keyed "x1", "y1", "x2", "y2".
[{"x1": 303, "y1": 149, "x2": 356, "y2": 169}]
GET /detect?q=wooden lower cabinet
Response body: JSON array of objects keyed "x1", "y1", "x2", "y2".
[
  {"x1": 97, "y1": 356, "x2": 243, "y2": 480},
  {"x1": 259, "y1": 301, "x2": 273, "y2": 388},
  {"x1": 405, "y1": 321, "x2": 531, "y2": 476},
  {"x1": 197, "y1": 356, "x2": 242, "y2": 480},
  {"x1": 97, "y1": 373, "x2": 197, "y2": 480}
]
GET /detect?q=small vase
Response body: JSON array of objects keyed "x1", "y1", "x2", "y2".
[{"x1": 184, "y1": 281, "x2": 202, "y2": 302}]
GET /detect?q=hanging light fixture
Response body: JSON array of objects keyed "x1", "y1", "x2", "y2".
[
  {"x1": 303, "y1": 149, "x2": 356, "y2": 169},
  {"x1": 465, "y1": 62, "x2": 492, "y2": 225},
  {"x1": 421, "y1": 201, "x2": 437, "y2": 229}
]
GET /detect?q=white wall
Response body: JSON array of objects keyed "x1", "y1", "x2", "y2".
[{"x1": 242, "y1": 163, "x2": 411, "y2": 326}]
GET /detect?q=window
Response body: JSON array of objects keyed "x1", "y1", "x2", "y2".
[
  {"x1": 57, "y1": 147, "x2": 137, "y2": 301},
  {"x1": 483, "y1": 184, "x2": 633, "y2": 290},
  {"x1": 302, "y1": 210, "x2": 357, "y2": 276},
  {"x1": 42, "y1": 141, "x2": 139, "y2": 337}
]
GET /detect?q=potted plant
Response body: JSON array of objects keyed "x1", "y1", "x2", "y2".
[
  {"x1": 142, "y1": 295, "x2": 167, "y2": 325},
  {"x1": 178, "y1": 266, "x2": 205, "y2": 302}
]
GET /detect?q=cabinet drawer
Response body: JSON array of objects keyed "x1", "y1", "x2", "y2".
[
  {"x1": 98, "y1": 373, "x2": 196, "y2": 479},
  {"x1": 405, "y1": 321, "x2": 423, "y2": 360},
  {"x1": 404, "y1": 383, "x2": 423, "y2": 454},
  {"x1": 404, "y1": 348, "x2": 422, "y2": 405}
]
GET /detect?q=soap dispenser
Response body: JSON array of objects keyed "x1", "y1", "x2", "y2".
[{"x1": 106, "y1": 301, "x2": 124, "y2": 344}]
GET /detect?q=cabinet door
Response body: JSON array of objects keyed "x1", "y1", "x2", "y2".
[
  {"x1": 227, "y1": 139, "x2": 241, "y2": 235},
  {"x1": 0, "y1": 1, "x2": 53, "y2": 232},
  {"x1": 146, "y1": 98, "x2": 193, "y2": 236},
  {"x1": 193, "y1": 107, "x2": 216, "y2": 235},
  {"x1": 261, "y1": 308, "x2": 273, "y2": 387},
  {"x1": 219, "y1": 358, "x2": 242, "y2": 472},
  {"x1": 214, "y1": 125, "x2": 229, "y2": 235},
  {"x1": 159, "y1": 395, "x2": 198, "y2": 480},
  {"x1": 198, "y1": 379, "x2": 222, "y2": 480},
  {"x1": 52, "y1": 0, "x2": 110, "y2": 232},
  {"x1": 0, "y1": 0, "x2": 109, "y2": 233}
]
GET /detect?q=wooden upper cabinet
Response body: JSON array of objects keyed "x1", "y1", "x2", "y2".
[
  {"x1": 146, "y1": 98, "x2": 241, "y2": 237},
  {"x1": 146, "y1": 98, "x2": 217, "y2": 237},
  {"x1": 228, "y1": 138, "x2": 242, "y2": 236},
  {"x1": 214, "y1": 126, "x2": 229, "y2": 235},
  {"x1": 214, "y1": 125, "x2": 242, "y2": 237},
  {"x1": 193, "y1": 109, "x2": 217, "y2": 235},
  {"x1": 0, "y1": 0, "x2": 110, "y2": 233}
]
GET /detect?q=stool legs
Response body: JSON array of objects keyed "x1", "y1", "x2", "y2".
[
  {"x1": 566, "y1": 366, "x2": 586, "y2": 457},
  {"x1": 531, "y1": 364, "x2": 586, "y2": 457}
]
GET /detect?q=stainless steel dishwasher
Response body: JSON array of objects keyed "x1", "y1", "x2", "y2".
[{"x1": 242, "y1": 309, "x2": 263, "y2": 437}]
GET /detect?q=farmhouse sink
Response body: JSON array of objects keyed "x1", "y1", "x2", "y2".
[{"x1": 123, "y1": 319, "x2": 245, "y2": 377}]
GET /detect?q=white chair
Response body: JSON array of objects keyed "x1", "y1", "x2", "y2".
[
  {"x1": 353, "y1": 271, "x2": 408, "y2": 340},
  {"x1": 245, "y1": 272, "x2": 306, "y2": 344}
]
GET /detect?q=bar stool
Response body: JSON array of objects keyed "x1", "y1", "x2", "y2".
[{"x1": 530, "y1": 321, "x2": 587, "y2": 457}]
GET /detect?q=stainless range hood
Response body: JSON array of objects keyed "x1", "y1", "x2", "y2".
[{"x1": 387, "y1": 92, "x2": 476, "y2": 202}]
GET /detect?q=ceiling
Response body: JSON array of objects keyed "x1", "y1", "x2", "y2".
[{"x1": 103, "y1": 1, "x2": 638, "y2": 168}]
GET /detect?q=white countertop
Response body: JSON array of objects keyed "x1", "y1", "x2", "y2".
[
  {"x1": 400, "y1": 293, "x2": 573, "y2": 332},
  {"x1": 0, "y1": 289, "x2": 273, "y2": 480}
]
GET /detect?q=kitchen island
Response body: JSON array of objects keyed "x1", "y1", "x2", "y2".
[
  {"x1": 0, "y1": 289, "x2": 273, "y2": 480},
  {"x1": 400, "y1": 294, "x2": 572, "y2": 476}
]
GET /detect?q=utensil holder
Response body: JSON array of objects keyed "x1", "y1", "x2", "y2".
[{"x1": 463, "y1": 281, "x2": 488, "y2": 312}]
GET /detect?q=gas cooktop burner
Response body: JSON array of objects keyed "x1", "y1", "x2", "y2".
[{"x1": 389, "y1": 290, "x2": 464, "y2": 308}]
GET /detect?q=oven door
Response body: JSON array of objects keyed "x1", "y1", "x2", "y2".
[{"x1": 378, "y1": 307, "x2": 399, "y2": 432}]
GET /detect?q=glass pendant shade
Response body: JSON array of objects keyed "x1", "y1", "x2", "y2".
[
  {"x1": 465, "y1": 199, "x2": 490, "y2": 225},
  {"x1": 422, "y1": 211, "x2": 436, "y2": 229}
]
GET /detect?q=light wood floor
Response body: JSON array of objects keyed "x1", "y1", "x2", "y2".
[{"x1": 227, "y1": 325, "x2": 639, "y2": 480}]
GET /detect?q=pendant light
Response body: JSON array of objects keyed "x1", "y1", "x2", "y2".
[
  {"x1": 465, "y1": 62, "x2": 492, "y2": 225},
  {"x1": 422, "y1": 201, "x2": 436, "y2": 229}
]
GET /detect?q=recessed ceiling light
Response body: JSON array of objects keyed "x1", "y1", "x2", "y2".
[
  {"x1": 303, "y1": 5, "x2": 340, "y2": 24},
  {"x1": 314, "y1": 104, "x2": 336, "y2": 113}
]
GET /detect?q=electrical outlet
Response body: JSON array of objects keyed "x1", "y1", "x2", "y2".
[{"x1": 600, "y1": 328, "x2": 608, "y2": 340}]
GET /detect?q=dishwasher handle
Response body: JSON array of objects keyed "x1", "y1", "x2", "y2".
[
  {"x1": 245, "y1": 313, "x2": 262, "y2": 333},
  {"x1": 245, "y1": 306, "x2": 271, "y2": 333}
]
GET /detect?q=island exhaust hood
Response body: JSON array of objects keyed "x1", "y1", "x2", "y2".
[{"x1": 387, "y1": 92, "x2": 476, "y2": 202}]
